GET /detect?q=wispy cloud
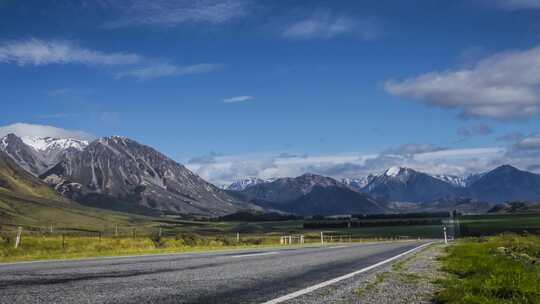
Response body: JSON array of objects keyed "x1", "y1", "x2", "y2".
[
  {"x1": 0, "y1": 39, "x2": 223, "y2": 80},
  {"x1": 222, "y1": 95, "x2": 255, "y2": 103},
  {"x1": 116, "y1": 63, "x2": 224, "y2": 80},
  {"x1": 282, "y1": 13, "x2": 381, "y2": 40},
  {"x1": 103, "y1": 0, "x2": 250, "y2": 28},
  {"x1": 0, "y1": 39, "x2": 142, "y2": 66},
  {"x1": 0, "y1": 123, "x2": 95, "y2": 140},
  {"x1": 385, "y1": 44, "x2": 540, "y2": 120}
]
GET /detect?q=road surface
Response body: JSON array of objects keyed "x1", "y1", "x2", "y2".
[{"x1": 0, "y1": 241, "x2": 430, "y2": 304}]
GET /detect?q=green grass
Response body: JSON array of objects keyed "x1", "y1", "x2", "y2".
[{"x1": 436, "y1": 234, "x2": 540, "y2": 304}]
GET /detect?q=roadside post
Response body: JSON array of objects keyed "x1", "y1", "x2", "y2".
[
  {"x1": 443, "y1": 225, "x2": 448, "y2": 245},
  {"x1": 237, "y1": 232, "x2": 240, "y2": 242},
  {"x1": 320, "y1": 232, "x2": 324, "y2": 246},
  {"x1": 14, "y1": 226, "x2": 22, "y2": 249}
]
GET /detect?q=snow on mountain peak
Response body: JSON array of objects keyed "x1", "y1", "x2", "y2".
[
  {"x1": 227, "y1": 177, "x2": 273, "y2": 191},
  {"x1": 21, "y1": 136, "x2": 88, "y2": 152},
  {"x1": 385, "y1": 166, "x2": 404, "y2": 177}
]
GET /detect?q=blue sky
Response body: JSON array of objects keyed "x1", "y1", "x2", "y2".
[{"x1": 1, "y1": 0, "x2": 540, "y2": 184}]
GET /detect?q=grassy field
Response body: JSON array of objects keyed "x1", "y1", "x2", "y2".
[
  {"x1": 0, "y1": 218, "x2": 442, "y2": 262},
  {"x1": 458, "y1": 214, "x2": 540, "y2": 236},
  {"x1": 436, "y1": 234, "x2": 540, "y2": 304}
]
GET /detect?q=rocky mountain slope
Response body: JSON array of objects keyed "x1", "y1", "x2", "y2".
[{"x1": 39, "y1": 136, "x2": 255, "y2": 216}]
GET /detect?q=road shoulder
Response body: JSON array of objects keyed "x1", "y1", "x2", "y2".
[{"x1": 286, "y1": 243, "x2": 445, "y2": 304}]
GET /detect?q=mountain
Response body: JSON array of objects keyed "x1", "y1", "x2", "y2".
[
  {"x1": 468, "y1": 165, "x2": 540, "y2": 203},
  {"x1": 226, "y1": 177, "x2": 273, "y2": 191},
  {"x1": 362, "y1": 167, "x2": 464, "y2": 203},
  {"x1": 238, "y1": 173, "x2": 344, "y2": 204},
  {"x1": 0, "y1": 134, "x2": 87, "y2": 176},
  {"x1": 0, "y1": 134, "x2": 49, "y2": 175},
  {"x1": 280, "y1": 185, "x2": 385, "y2": 216},
  {"x1": 40, "y1": 136, "x2": 254, "y2": 216},
  {"x1": 231, "y1": 173, "x2": 385, "y2": 215}
]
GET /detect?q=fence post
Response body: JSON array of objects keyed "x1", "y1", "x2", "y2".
[{"x1": 14, "y1": 226, "x2": 22, "y2": 249}]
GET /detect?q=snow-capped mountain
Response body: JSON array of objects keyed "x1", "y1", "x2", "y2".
[
  {"x1": 226, "y1": 177, "x2": 273, "y2": 191},
  {"x1": 0, "y1": 134, "x2": 89, "y2": 175},
  {"x1": 362, "y1": 166, "x2": 465, "y2": 203}
]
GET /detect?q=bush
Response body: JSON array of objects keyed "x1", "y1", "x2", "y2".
[{"x1": 175, "y1": 232, "x2": 201, "y2": 246}]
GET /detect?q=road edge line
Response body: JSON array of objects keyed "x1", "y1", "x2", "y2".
[{"x1": 261, "y1": 242, "x2": 433, "y2": 304}]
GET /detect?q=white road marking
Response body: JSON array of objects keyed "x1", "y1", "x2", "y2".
[
  {"x1": 327, "y1": 245, "x2": 347, "y2": 249},
  {"x1": 230, "y1": 252, "x2": 278, "y2": 258},
  {"x1": 261, "y1": 242, "x2": 432, "y2": 304}
]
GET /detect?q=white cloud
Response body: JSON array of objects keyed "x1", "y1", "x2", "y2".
[
  {"x1": 385, "y1": 44, "x2": 540, "y2": 120},
  {"x1": 0, "y1": 39, "x2": 142, "y2": 66},
  {"x1": 282, "y1": 13, "x2": 381, "y2": 40},
  {"x1": 0, "y1": 123, "x2": 95, "y2": 140},
  {"x1": 117, "y1": 63, "x2": 224, "y2": 80},
  {"x1": 103, "y1": 0, "x2": 250, "y2": 28},
  {"x1": 222, "y1": 95, "x2": 255, "y2": 103},
  {"x1": 495, "y1": 0, "x2": 540, "y2": 10}
]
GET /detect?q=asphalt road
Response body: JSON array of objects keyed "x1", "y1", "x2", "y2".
[{"x1": 0, "y1": 241, "x2": 429, "y2": 304}]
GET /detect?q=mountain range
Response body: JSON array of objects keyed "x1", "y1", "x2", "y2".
[
  {"x1": 227, "y1": 165, "x2": 540, "y2": 215},
  {"x1": 2, "y1": 131, "x2": 540, "y2": 218}
]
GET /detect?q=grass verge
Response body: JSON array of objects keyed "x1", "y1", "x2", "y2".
[{"x1": 436, "y1": 234, "x2": 540, "y2": 304}]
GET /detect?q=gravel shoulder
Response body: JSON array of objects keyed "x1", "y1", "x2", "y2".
[{"x1": 286, "y1": 243, "x2": 445, "y2": 304}]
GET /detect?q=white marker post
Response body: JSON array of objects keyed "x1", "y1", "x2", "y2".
[
  {"x1": 236, "y1": 232, "x2": 240, "y2": 242},
  {"x1": 14, "y1": 226, "x2": 22, "y2": 249},
  {"x1": 320, "y1": 232, "x2": 324, "y2": 246},
  {"x1": 443, "y1": 226, "x2": 448, "y2": 245}
]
